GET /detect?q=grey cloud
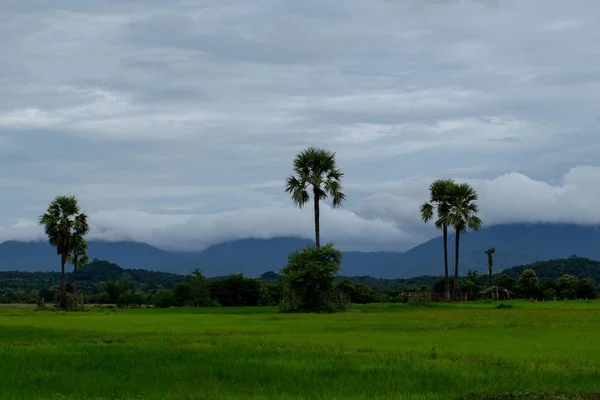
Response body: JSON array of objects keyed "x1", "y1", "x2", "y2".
[{"x1": 1, "y1": 0, "x2": 599, "y2": 251}]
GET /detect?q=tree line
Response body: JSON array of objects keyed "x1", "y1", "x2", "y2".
[{"x1": 2, "y1": 258, "x2": 598, "y2": 306}]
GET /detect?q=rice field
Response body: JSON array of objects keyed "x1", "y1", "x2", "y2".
[{"x1": 1, "y1": 301, "x2": 600, "y2": 400}]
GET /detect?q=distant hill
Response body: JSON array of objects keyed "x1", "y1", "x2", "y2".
[
  {"x1": 0, "y1": 259, "x2": 440, "y2": 293},
  {"x1": 0, "y1": 259, "x2": 185, "y2": 292},
  {"x1": 500, "y1": 256, "x2": 600, "y2": 282},
  {"x1": 1, "y1": 223, "x2": 599, "y2": 278}
]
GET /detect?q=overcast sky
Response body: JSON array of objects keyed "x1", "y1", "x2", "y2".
[{"x1": 1, "y1": 0, "x2": 599, "y2": 252}]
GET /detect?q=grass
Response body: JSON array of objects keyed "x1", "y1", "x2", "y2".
[{"x1": 1, "y1": 301, "x2": 600, "y2": 399}]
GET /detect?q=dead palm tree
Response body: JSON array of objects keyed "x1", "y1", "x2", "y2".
[
  {"x1": 485, "y1": 247, "x2": 496, "y2": 287},
  {"x1": 285, "y1": 147, "x2": 346, "y2": 248},
  {"x1": 420, "y1": 179, "x2": 456, "y2": 300},
  {"x1": 39, "y1": 195, "x2": 90, "y2": 309},
  {"x1": 448, "y1": 183, "x2": 483, "y2": 299}
]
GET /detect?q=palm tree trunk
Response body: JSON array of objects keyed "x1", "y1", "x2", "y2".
[
  {"x1": 313, "y1": 193, "x2": 320, "y2": 248},
  {"x1": 443, "y1": 226, "x2": 450, "y2": 300},
  {"x1": 73, "y1": 264, "x2": 78, "y2": 310},
  {"x1": 488, "y1": 264, "x2": 492, "y2": 287},
  {"x1": 453, "y1": 229, "x2": 460, "y2": 301},
  {"x1": 60, "y1": 253, "x2": 67, "y2": 309}
]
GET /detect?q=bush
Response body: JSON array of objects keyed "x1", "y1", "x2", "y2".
[
  {"x1": 280, "y1": 243, "x2": 343, "y2": 313},
  {"x1": 153, "y1": 289, "x2": 175, "y2": 308}
]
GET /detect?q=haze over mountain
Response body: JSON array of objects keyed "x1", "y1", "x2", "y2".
[{"x1": 3, "y1": 223, "x2": 599, "y2": 278}]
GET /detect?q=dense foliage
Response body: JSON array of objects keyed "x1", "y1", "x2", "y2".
[
  {"x1": 502, "y1": 256, "x2": 600, "y2": 282},
  {"x1": 280, "y1": 244, "x2": 349, "y2": 312},
  {"x1": 1, "y1": 256, "x2": 599, "y2": 306}
]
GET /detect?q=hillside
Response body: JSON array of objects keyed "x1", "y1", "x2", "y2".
[
  {"x1": 500, "y1": 256, "x2": 600, "y2": 282},
  {"x1": 1, "y1": 223, "x2": 599, "y2": 278},
  {"x1": 0, "y1": 260, "x2": 437, "y2": 293},
  {"x1": 0, "y1": 259, "x2": 185, "y2": 292}
]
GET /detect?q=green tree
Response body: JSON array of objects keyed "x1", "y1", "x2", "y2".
[
  {"x1": 458, "y1": 279, "x2": 477, "y2": 300},
  {"x1": 577, "y1": 278, "x2": 597, "y2": 299},
  {"x1": 420, "y1": 179, "x2": 456, "y2": 300},
  {"x1": 448, "y1": 183, "x2": 483, "y2": 298},
  {"x1": 517, "y1": 269, "x2": 539, "y2": 299},
  {"x1": 285, "y1": 147, "x2": 346, "y2": 248},
  {"x1": 100, "y1": 279, "x2": 131, "y2": 305},
  {"x1": 485, "y1": 247, "x2": 496, "y2": 287},
  {"x1": 280, "y1": 244, "x2": 343, "y2": 312},
  {"x1": 38, "y1": 195, "x2": 90, "y2": 309},
  {"x1": 208, "y1": 274, "x2": 262, "y2": 307},
  {"x1": 68, "y1": 236, "x2": 89, "y2": 309},
  {"x1": 557, "y1": 274, "x2": 579, "y2": 299},
  {"x1": 153, "y1": 288, "x2": 175, "y2": 308},
  {"x1": 179, "y1": 268, "x2": 211, "y2": 307}
]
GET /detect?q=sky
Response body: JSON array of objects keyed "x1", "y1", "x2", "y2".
[{"x1": 1, "y1": 0, "x2": 600, "y2": 252}]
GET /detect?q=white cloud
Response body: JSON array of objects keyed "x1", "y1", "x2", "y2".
[
  {"x1": 357, "y1": 166, "x2": 600, "y2": 244},
  {"x1": 7, "y1": 166, "x2": 600, "y2": 253}
]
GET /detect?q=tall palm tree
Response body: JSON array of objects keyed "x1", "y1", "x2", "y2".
[
  {"x1": 39, "y1": 195, "x2": 90, "y2": 308},
  {"x1": 68, "y1": 236, "x2": 89, "y2": 308},
  {"x1": 420, "y1": 179, "x2": 456, "y2": 300},
  {"x1": 285, "y1": 147, "x2": 346, "y2": 248},
  {"x1": 485, "y1": 247, "x2": 496, "y2": 287},
  {"x1": 448, "y1": 183, "x2": 483, "y2": 299}
]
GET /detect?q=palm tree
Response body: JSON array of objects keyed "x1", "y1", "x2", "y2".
[
  {"x1": 68, "y1": 236, "x2": 89, "y2": 308},
  {"x1": 485, "y1": 247, "x2": 496, "y2": 287},
  {"x1": 285, "y1": 147, "x2": 346, "y2": 248},
  {"x1": 39, "y1": 195, "x2": 90, "y2": 308},
  {"x1": 448, "y1": 183, "x2": 483, "y2": 299},
  {"x1": 420, "y1": 179, "x2": 456, "y2": 300}
]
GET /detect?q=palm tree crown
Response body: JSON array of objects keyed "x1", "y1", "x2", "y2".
[
  {"x1": 448, "y1": 183, "x2": 483, "y2": 233},
  {"x1": 285, "y1": 147, "x2": 346, "y2": 208},
  {"x1": 420, "y1": 178, "x2": 456, "y2": 228},
  {"x1": 39, "y1": 196, "x2": 90, "y2": 254},
  {"x1": 285, "y1": 147, "x2": 345, "y2": 248}
]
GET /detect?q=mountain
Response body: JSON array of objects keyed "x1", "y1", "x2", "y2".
[
  {"x1": 390, "y1": 223, "x2": 600, "y2": 278},
  {"x1": 1, "y1": 223, "x2": 600, "y2": 278},
  {"x1": 169, "y1": 237, "x2": 314, "y2": 276},
  {"x1": 0, "y1": 240, "x2": 197, "y2": 272}
]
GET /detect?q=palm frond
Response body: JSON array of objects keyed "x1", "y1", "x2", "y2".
[
  {"x1": 447, "y1": 182, "x2": 482, "y2": 233},
  {"x1": 420, "y1": 202, "x2": 434, "y2": 222}
]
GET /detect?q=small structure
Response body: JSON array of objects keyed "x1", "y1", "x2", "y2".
[{"x1": 480, "y1": 285, "x2": 512, "y2": 300}]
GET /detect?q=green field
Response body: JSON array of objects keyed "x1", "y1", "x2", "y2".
[{"x1": 1, "y1": 302, "x2": 600, "y2": 400}]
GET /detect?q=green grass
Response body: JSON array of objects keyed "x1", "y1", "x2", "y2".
[{"x1": 1, "y1": 301, "x2": 600, "y2": 399}]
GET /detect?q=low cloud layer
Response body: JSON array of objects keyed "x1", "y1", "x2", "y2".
[
  {"x1": 1, "y1": 0, "x2": 599, "y2": 251},
  {"x1": 4, "y1": 166, "x2": 600, "y2": 252}
]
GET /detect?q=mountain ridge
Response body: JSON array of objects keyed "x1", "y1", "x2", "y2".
[{"x1": 2, "y1": 223, "x2": 599, "y2": 278}]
